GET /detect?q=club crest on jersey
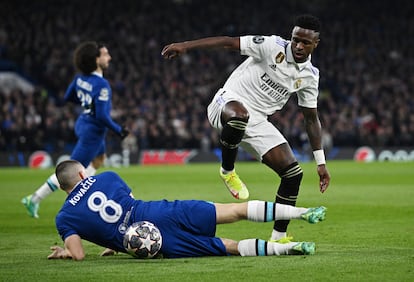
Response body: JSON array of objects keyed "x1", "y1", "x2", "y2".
[
  {"x1": 294, "y1": 79, "x2": 302, "y2": 89},
  {"x1": 252, "y1": 36, "x2": 264, "y2": 44},
  {"x1": 275, "y1": 52, "x2": 285, "y2": 63}
]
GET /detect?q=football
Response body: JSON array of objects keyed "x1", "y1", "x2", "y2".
[{"x1": 123, "y1": 221, "x2": 162, "y2": 259}]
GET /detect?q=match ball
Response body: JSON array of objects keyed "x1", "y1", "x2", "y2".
[{"x1": 123, "y1": 221, "x2": 162, "y2": 259}]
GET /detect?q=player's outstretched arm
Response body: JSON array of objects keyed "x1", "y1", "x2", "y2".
[{"x1": 161, "y1": 36, "x2": 240, "y2": 59}]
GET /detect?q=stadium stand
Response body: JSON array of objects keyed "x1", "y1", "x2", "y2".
[{"x1": 0, "y1": 0, "x2": 413, "y2": 156}]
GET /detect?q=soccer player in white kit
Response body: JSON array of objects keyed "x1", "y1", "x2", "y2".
[{"x1": 161, "y1": 15, "x2": 330, "y2": 242}]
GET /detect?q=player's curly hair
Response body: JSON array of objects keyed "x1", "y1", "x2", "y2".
[
  {"x1": 294, "y1": 15, "x2": 321, "y2": 33},
  {"x1": 73, "y1": 41, "x2": 105, "y2": 74}
]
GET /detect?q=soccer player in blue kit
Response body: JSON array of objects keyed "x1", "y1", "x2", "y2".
[
  {"x1": 47, "y1": 160, "x2": 327, "y2": 260},
  {"x1": 22, "y1": 41, "x2": 129, "y2": 218}
]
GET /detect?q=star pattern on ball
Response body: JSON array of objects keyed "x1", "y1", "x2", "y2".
[{"x1": 140, "y1": 234, "x2": 156, "y2": 251}]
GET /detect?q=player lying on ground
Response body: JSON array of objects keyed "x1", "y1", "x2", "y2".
[{"x1": 48, "y1": 160, "x2": 327, "y2": 260}]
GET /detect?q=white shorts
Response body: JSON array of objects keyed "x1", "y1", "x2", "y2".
[{"x1": 207, "y1": 88, "x2": 287, "y2": 160}]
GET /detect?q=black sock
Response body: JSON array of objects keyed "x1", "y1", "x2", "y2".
[
  {"x1": 221, "y1": 147, "x2": 238, "y2": 171},
  {"x1": 273, "y1": 162, "x2": 303, "y2": 232},
  {"x1": 220, "y1": 117, "x2": 247, "y2": 171}
]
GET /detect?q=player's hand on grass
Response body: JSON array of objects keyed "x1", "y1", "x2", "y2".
[
  {"x1": 48, "y1": 246, "x2": 71, "y2": 259},
  {"x1": 317, "y1": 165, "x2": 330, "y2": 193}
]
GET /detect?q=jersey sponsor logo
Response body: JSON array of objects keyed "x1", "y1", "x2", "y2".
[
  {"x1": 252, "y1": 36, "x2": 264, "y2": 44},
  {"x1": 98, "y1": 88, "x2": 109, "y2": 101},
  {"x1": 69, "y1": 177, "x2": 97, "y2": 206},
  {"x1": 275, "y1": 52, "x2": 285, "y2": 63},
  {"x1": 259, "y1": 73, "x2": 290, "y2": 101}
]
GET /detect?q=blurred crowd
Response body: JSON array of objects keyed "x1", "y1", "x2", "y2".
[{"x1": 0, "y1": 0, "x2": 413, "y2": 156}]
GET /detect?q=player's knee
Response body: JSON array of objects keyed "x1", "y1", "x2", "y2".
[
  {"x1": 220, "y1": 116, "x2": 248, "y2": 149},
  {"x1": 221, "y1": 101, "x2": 249, "y2": 124}
]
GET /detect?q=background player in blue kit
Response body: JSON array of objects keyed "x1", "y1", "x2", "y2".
[
  {"x1": 22, "y1": 41, "x2": 129, "y2": 218},
  {"x1": 47, "y1": 160, "x2": 327, "y2": 260}
]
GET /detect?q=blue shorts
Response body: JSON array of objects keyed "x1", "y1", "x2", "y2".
[
  {"x1": 71, "y1": 116, "x2": 106, "y2": 167},
  {"x1": 132, "y1": 200, "x2": 227, "y2": 258}
]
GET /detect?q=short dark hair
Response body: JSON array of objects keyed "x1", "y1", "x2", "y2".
[
  {"x1": 294, "y1": 15, "x2": 321, "y2": 33},
  {"x1": 73, "y1": 41, "x2": 105, "y2": 74},
  {"x1": 55, "y1": 160, "x2": 82, "y2": 190}
]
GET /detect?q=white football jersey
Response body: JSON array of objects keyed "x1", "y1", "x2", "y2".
[{"x1": 222, "y1": 35, "x2": 320, "y2": 116}]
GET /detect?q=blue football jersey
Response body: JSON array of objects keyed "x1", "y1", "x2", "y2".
[
  {"x1": 56, "y1": 172, "x2": 135, "y2": 253},
  {"x1": 56, "y1": 172, "x2": 227, "y2": 258},
  {"x1": 64, "y1": 72, "x2": 122, "y2": 134},
  {"x1": 64, "y1": 72, "x2": 122, "y2": 166}
]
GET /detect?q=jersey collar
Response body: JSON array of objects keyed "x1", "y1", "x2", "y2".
[
  {"x1": 286, "y1": 42, "x2": 311, "y2": 71},
  {"x1": 92, "y1": 71, "x2": 103, "y2": 77}
]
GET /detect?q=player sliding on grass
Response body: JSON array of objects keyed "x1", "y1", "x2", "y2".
[
  {"x1": 48, "y1": 160, "x2": 327, "y2": 260},
  {"x1": 21, "y1": 41, "x2": 129, "y2": 218},
  {"x1": 161, "y1": 14, "x2": 330, "y2": 242}
]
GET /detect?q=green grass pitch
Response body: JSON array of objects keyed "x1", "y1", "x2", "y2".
[{"x1": 0, "y1": 161, "x2": 413, "y2": 281}]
